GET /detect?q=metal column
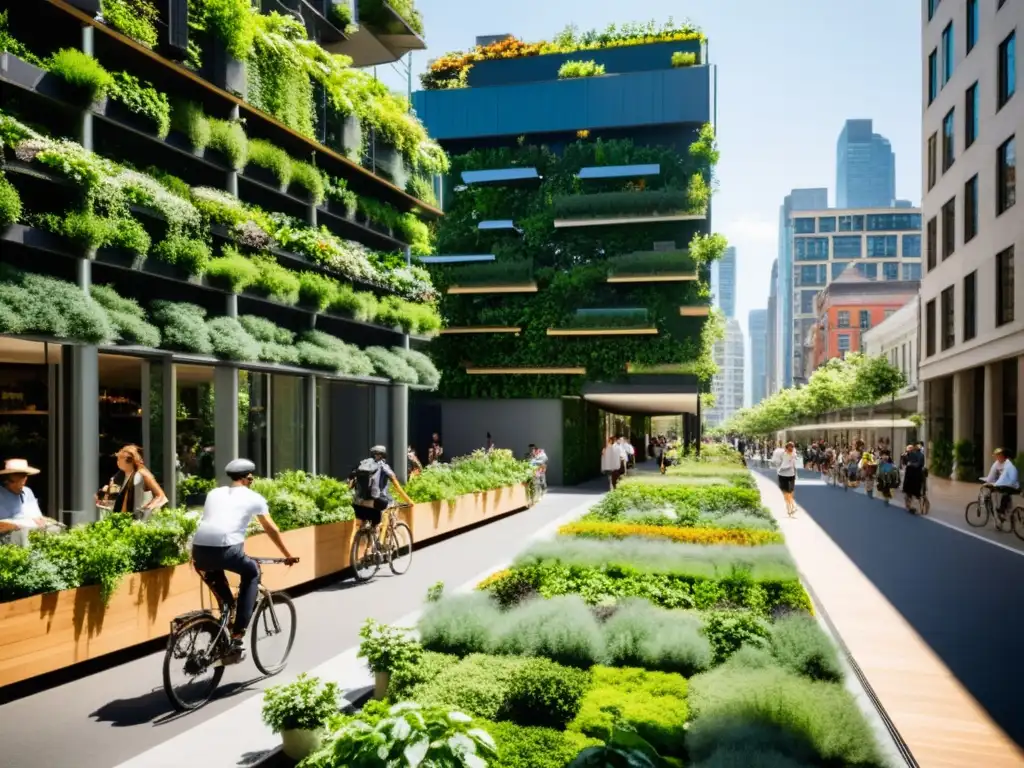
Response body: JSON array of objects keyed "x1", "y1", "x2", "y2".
[
  {"x1": 304, "y1": 375, "x2": 317, "y2": 474},
  {"x1": 214, "y1": 366, "x2": 239, "y2": 485}
]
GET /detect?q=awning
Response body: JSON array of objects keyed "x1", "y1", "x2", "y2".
[
  {"x1": 783, "y1": 418, "x2": 917, "y2": 433},
  {"x1": 581, "y1": 375, "x2": 700, "y2": 415}
]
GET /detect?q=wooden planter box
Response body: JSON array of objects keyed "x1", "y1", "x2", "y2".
[{"x1": 0, "y1": 485, "x2": 528, "y2": 688}]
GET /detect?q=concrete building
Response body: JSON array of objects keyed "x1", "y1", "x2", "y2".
[
  {"x1": 716, "y1": 246, "x2": 737, "y2": 318},
  {"x1": 749, "y1": 309, "x2": 768, "y2": 406},
  {"x1": 789, "y1": 207, "x2": 923, "y2": 385},
  {"x1": 837, "y1": 119, "x2": 897, "y2": 208},
  {"x1": 767, "y1": 259, "x2": 779, "y2": 394},
  {"x1": 863, "y1": 295, "x2": 920, "y2": 393},
  {"x1": 778, "y1": 189, "x2": 829, "y2": 389},
  {"x1": 706, "y1": 318, "x2": 745, "y2": 428},
  {"x1": 919, "y1": 0, "x2": 1024, "y2": 465}
]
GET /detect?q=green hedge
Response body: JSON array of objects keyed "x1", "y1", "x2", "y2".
[{"x1": 404, "y1": 449, "x2": 533, "y2": 503}]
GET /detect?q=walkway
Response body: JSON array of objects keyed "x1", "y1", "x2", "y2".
[
  {"x1": 757, "y1": 468, "x2": 1024, "y2": 767},
  {"x1": 0, "y1": 484, "x2": 605, "y2": 768}
]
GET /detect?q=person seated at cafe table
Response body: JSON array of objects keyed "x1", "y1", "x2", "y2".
[{"x1": 0, "y1": 458, "x2": 49, "y2": 533}]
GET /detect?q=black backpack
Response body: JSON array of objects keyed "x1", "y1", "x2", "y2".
[{"x1": 353, "y1": 458, "x2": 384, "y2": 503}]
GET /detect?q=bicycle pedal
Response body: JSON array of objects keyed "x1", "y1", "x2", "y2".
[{"x1": 216, "y1": 650, "x2": 247, "y2": 667}]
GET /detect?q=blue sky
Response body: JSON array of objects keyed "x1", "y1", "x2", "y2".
[{"x1": 380, "y1": 0, "x2": 922, "y2": 403}]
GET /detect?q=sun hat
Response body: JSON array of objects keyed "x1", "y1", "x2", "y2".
[{"x1": 0, "y1": 459, "x2": 40, "y2": 476}]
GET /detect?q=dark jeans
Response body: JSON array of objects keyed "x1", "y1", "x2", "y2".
[{"x1": 192, "y1": 543, "x2": 259, "y2": 636}]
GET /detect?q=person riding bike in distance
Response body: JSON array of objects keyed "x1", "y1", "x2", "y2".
[
  {"x1": 980, "y1": 447, "x2": 1021, "y2": 519},
  {"x1": 350, "y1": 445, "x2": 415, "y2": 527},
  {"x1": 191, "y1": 459, "x2": 298, "y2": 664}
]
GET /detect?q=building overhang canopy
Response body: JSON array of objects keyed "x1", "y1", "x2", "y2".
[
  {"x1": 784, "y1": 418, "x2": 917, "y2": 433},
  {"x1": 581, "y1": 375, "x2": 700, "y2": 416}
]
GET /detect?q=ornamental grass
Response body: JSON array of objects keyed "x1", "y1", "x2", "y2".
[{"x1": 558, "y1": 521, "x2": 784, "y2": 547}]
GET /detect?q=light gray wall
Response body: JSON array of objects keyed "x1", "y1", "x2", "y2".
[{"x1": 440, "y1": 399, "x2": 565, "y2": 485}]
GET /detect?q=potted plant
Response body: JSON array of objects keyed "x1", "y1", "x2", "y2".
[
  {"x1": 261, "y1": 674, "x2": 340, "y2": 760},
  {"x1": 357, "y1": 618, "x2": 422, "y2": 700}
]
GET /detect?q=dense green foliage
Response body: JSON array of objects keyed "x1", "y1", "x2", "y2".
[
  {"x1": 557, "y1": 60, "x2": 606, "y2": 79},
  {"x1": 403, "y1": 449, "x2": 534, "y2": 502}
]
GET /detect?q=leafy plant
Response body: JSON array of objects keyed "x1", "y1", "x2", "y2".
[
  {"x1": 358, "y1": 0, "x2": 424, "y2": 35},
  {"x1": 553, "y1": 189, "x2": 693, "y2": 219},
  {"x1": 193, "y1": 0, "x2": 256, "y2": 59},
  {"x1": 46, "y1": 49, "x2": 114, "y2": 103},
  {"x1": 357, "y1": 618, "x2": 422, "y2": 676},
  {"x1": 364, "y1": 346, "x2": 418, "y2": 384},
  {"x1": 170, "y1": 101, "x2": 211, "y2": 152},
  {"x1": 0, "y1": 266, "x2": 113, "y2": 343},
  {"x1": 108, "y1": 71, "x2": 171, "y2": 137},
  {"x1": 152, "y1": 235, "x2": 211, "y2": 275},
  {"x1": 296, "y1": 271, "x2": 337, "y2": 311},
  {"x1": 558, "y1": 60, "x2": 606, "y2": 79},
  {"x1": 91, "y1": 283, "x2": 161, "y2": 347},
  {"x1": 602, "y1": 598, "x2": 712, "y2": 675},
  {"x1": 498, "y1": 657, "x2": 590, "y2": 729},
  {"x1": 262, "y1": 674, "x2": 340, "y2": 733},
  {"x1": 447, "y1": 259, "x2": 533, "y2": 287},
  {"x1": 702, "y1": 610, "x2": 772, "y2": 664},
  {"x1": 35, "y1": 210, "x2": 113, "y2": 255},
  {"x1": 404, "y1": 449, "x2": 534, "y2": 502},
  {"x1": 296, "y1": 330, "x2": 375, "y2": 376},
  {"x1": 288, "y1": 161, "x2": 326, "y2": 205},
  {"x1": 485, "y1": 720, "x2": 602, "y2": 768},
  {"x1": 150, "y1": 300, "x2": 213, "y2": 354},
  {"x1": 251, "y1": 255, "x2": 301, "y2": 304},
  {"x1": 100, "y1": 0, "x2": 159, "y2": 47},
  {"x1": 426, "y1": 580, "x2": 445, "y2": 602},
  {"x1": 206, "y1": 316, "x2": 260, "y2": 361},
  {"x1": 769, "y1": 613, "x2": 843, "y2": 683},
  {"x1": 671, "y1": 51, "x2": 697, "y2": 67},
  {"x1": 206, "y1": 118, "x2": 248, "y2": 170},
  {"x1": 606, "y1": 250, "x2": 696, "y2": 277},
  {"x1": 206, "y1": 245, "x2": 261, "y2": 292},
  {"x1": 239, "y1": 314, "x2": 300, "y2": 364},
  {"x1": 559, "y1": 521, "x2": 783, "y2": 546},
  {"x1": 393, "y1": 347, "x2": 441, "y2": 388},
  {"x1": 246, "y1": 139, "x2": 293, "y2": 188},
  {"x1": 328, "y1": 0, "x2": 356, "y2": 33}
]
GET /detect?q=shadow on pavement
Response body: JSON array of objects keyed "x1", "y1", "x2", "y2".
[
  {"x1": 772, "y1": 468, "x2": 1024, "y2": 750},
  {"x1": 90, "y1": 677, "x2": 263, "y2": 728}
]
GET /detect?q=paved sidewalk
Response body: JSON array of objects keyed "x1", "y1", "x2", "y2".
[{"x1": 755, "y1": 471, "x2": 1024, "y2": 767}]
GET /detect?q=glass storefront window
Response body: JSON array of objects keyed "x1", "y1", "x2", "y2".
[
  {"x1": 241, "y1": 371, "x2": 269, "y2": 477},
  {"x1": 176, "y1": 365, "x2": 217, "y2": 484},
  {"x1": 271, "y1": 375, "x2": 307, "y2": 473}
]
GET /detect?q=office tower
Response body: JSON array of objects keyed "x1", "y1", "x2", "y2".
[
  {"x1": 717, "y1": 246, "x2": 737, "y2": 318},
  {"x1": 919, "y1": 0, "x2": 1024, "y2": 460},
  {"x1": 706, "y1": 319, "x2": 745, "y2": 427},
  {"x1": 767, "y1": 260, "x2": 779, "y2": 394},
  {"x1": 836, "y1": 119, "x2": 896, "y2": 209},
  {"x1": 749, "y1": 309, "x2": 768, "y2": 406}
]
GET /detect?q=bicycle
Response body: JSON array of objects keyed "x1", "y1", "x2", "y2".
[
  {"x1": 966, "y1": 486, "x2": 1021, "y2": 532},
  {"x1": 162, "y1": 557, "x2": 298, "y2": 711},
  {"x1": 350, "y1": 505, "x2": 414, "y2": 582}
]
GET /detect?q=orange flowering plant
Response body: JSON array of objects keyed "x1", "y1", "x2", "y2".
[{"x1": 557, "y1": 520, "x2": 784, "y2": 547}]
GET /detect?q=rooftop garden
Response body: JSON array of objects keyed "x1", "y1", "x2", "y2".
[{"x1": 422, "y1": 19, "x2": 705, "y2": 90}]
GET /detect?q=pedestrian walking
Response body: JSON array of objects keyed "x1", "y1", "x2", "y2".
[{"x1": 773, "y1": 441, "x2": 799, "y2": 517}]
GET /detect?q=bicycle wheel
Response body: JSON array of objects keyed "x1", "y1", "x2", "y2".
[
  {"x1": 965, "y1": 500, "x2": 988, "y2": 527},
  {"x1": 163, "y1": 615, "x2": 226, "y2": 711},
  {"x1": 251, "y1": 592, "x2": 297, "y2": 676},
  {"x1": 920, "y1": 496, "x2": 930, "y2": 515},
  {"x1": 1011, "y1": 506, "x2": 1024, "y2": 541},
  {"x1": 386, "y1": 521, "x2": 414, "y2": 575},
  {"x1": 351, "y1": 526, "x2": 380, "y2": 582}
]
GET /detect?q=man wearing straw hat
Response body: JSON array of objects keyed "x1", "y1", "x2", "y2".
[{"x1": 0, "y1": 458, "x2": 49, "y2": 535}]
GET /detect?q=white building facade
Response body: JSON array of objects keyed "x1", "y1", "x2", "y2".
[
  {"x1": 920, "y1": 0, "x2": 1024, "y2": 463},
  {"x1": 706, "y1": 318, "x2": 745, "y2": 428}
]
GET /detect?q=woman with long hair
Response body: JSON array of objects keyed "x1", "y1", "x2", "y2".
[
  {"x1": 96, "y1": 444, "x2": 168, "y2": 520},
  {"x1": 774, "y1": 441, "x2": 799, "y2": 517}
]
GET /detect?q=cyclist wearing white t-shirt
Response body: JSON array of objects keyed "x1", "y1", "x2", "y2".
[{"x1": 192, "y1": 459, "x2": 297, "y2": 661}]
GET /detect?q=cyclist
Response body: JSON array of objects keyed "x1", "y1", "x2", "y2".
[
  {"x1": 191, "y1": 459, "x2": 297, "y2": 663},
  {"x1": 350, "y1": 445, "x2": 415, "y2": 528},
  {"x1": 980, "y1": 447, "x2": 1020, "y2": 521}
]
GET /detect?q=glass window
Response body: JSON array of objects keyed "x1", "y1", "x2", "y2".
[
  {"x1": 271, "y1": 374, "x2": 308, "y2": 473},
  {"x1": 998, "y1": 135, "x2": 1016, "y2": 214},
  {"x1": 997, "y1": 246, "x2": 1015, "y2": 326},
  {"x1": 866, "y1": 213, "x2": 922, "y2": 231},
  {"x1": 883, "y1": 262, "x2": 900, "y2": 280},
  {"x1": 800, "y1": 290, "x2": 818, "y2": 314},
  {"x1": 967, "y1": 0, "x2": 978, "y2": 54},
  {"x1": 928, "y1": 133, "x2": 937, "y2": 189},
  {"x1": 859, "y1": 310, "x2": 871, "y2": 329},
  {"x1": 794, "y1": 217, "x2": 816, "y2": 234},
  {"x1": 838, "y1": 215, "x2": 864, "y2": 232},
  {"x1": 941, "y1": 285, "x2": 955, "y2": 350},
  {"x1": 903, "y1": 262, "x2": 922, "y2": 280},
  {"x1": 966, "y1": 82, "x2": 979, "y2": 149},
  {"x1": 964, "y1": 270, "x2": 977, "y2": 341},
  {"x1": 240, "y1": 371, "x2": 269, "y2": 478},
  {"x1": 832, "y1": 235, "x2": 863, "y2": 258},
  {"x1": 817, "y1": 216, "x2": 836, "y2": 233},
  {"x1": 903, "y1": 234, "x2": 922, "y2": 257},
  {"x1": 942, "y1": 108, "x2": 955, "y2": 171},
  {"x1": 831, "y1": 261, "x2": 849, "y2": 279},
  {"x1": 795, "y1": 237, "x2": 829, "y2": 260},
  {"x1": 837, "y1": 311, "x2": 850, "y2": 328},
  {"x1": 798, "y1": 265, "x2": 825, "y2": 286},
  {"x1": 867, "y1": 235, "x2": 898, "y2": 257},
  {"x1": 928, "y1": 49, "x2": 938, "y2": 103},
  {"x1": 929, "y1": 0, "x2": 940, "y2": 20},
  {"x1": 941, "y1": 197, "x2": 956, "y2": 259},
  {"x1": 926, "y1": 299, "x2": 937, "y2": 356},
  {"x1": 942, "y1": 22, "x2": 954, "y2": 85},
  {"x1": 999, "y1": 31, "x2": 1016, "y2": 109},
  {"x1": 964, "y1": 174, "x2": 978, "y2": 242},
  {"x1": 837, "y1": 333, "x2": 851, "y2": 353},
  {"x1": 927, "y1": 216, "x2": 937, "y2": 270},
  {"x1": 856, "y1": 263, "x2": 878, "y2": 279}
]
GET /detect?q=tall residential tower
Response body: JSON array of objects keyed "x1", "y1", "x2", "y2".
[{"x1": 748, "y1": 309, "x2": 768, "y2": 406}]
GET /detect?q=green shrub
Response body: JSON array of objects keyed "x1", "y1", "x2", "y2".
[
  {"x1": 557, "y1": 59, "x2": 606, "y2": 79},
  {"x1": 296, "y1": 330, "x2": 375, "y2": 376},
  {"x1": 364, "y1": 346, "x2": 418, "y2": 384},
  {"x1": 552, "y1": 188, "x2": 690, "y2": 219},
  {"x1": 592, "y1": 483, "x2": 763, "y2": 521},
  {"x1": 170, "y1": 101, "x2": 211, "y2": 152},
  {"x1": 393, "y1": 346, "x2": 440, "y2": 388},
  {"x1": 0, "y1": 267, "x2": 113, "y2": 343},
  {"x1": 238, "y1": 314, "x2": 300, "y2": 364},
  {"x1": 36, "y1": 210, "x2": 112, "y2": 254},
  {"x1": 406, "y1": 174, "x2": 437, "y2": 207},
  {"x1": 152, "y1": 235, "x2": 210, "y2": 275},
  {"x1": 769, "y1": 613, "x2": 843, "y2": 683},
  {"x1": 206, "y1": 316, "x2": 260, "y2": 361},
  {"x1": 250, "y1": 255, "x2": 301, "y2": 304},
  {"x1": 150, "y1": 300, "x2": 212, "y2": 354},
  {"x1": 206, "y1": 246, "x2": 260, "y2": 292},
  {"x1": 297, "y1": 271, "x2": 337, "y2": 311},
  {"x1": 687, "y1": 718, "x2": 819, "y2": 768},
  {"x1": 410, "y1": 653, "x2": 528, "y2": 720},
  {"x1": 261, "y1": 673, "x2": 339, "y2": 733},
  {"x1": 207, "y1": 118, "x2": 248, "y2": 170},
  {"x1": 602, "y1": 598, "x2": 711, "y2": 675},
  {"x1": 484, "y1": 720, "x2": 602, "y2": 768},
  {"x1": 688, "y1": 665, "x2": 883, "y2": 766},
  {"x1": 100, "y1": 0, "x2": 159, "y2": 47},
  {"x1": 405, "y1": 449, "x2": 534, "y2": 502},
  {"x1": 108, "y1": 216, "x2": 151, "y2": 256},
  {"x1": 246, "y1": 139, "x2": 293, "y2": 187},
  {"x1": 91, "y1": 284, "x2": 161, "y2": 347},
  {"x1": 329, "y1": 283, "x2": 378, "y2": 321},
  {"x1": 388, "y1": 650, "x2": 459, "y2": 700},
  {"x1": 498, "y1": 657, "x2": 590, "y2": 729},
  {"x1": 703, "y1": 610, "x2": 772, "y2": 664},
  {"x1": 108, "y1": 71, "x2": 170, "y2": 137},
  {"x1": 491, "y1": 594, "x2": 604, "y2": 668},
  {"x1": 671, "y1": 51, "x2": 697, "y2": 67},
  {"x1": 194, "y1": 0, "x2": 255, "y2": 60},
  {"x1": 0, "y1": 173, "x2": 22, "y2": 227},
  {"x1": 47, "y1": 49, "x2": 113, "y2": 102},
  {"x1": 569, "y1": 666, "x2": 688, "y2": 757},
  {"x1": 288, "y1": 161, "x2": 325, "y2": 205},
  {"x1": 419, "y1": 591, "x2": 498, "y2": 657}
]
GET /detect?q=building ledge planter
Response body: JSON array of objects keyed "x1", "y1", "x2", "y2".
[
  {"x1": 0, "y1": 52, "x2": 101, "y2": 108},
  {"x1": 199, "y1": 34, "x2": 247, "y2": 98},
  {"x1": 164, "y1": 131, "x2": 203, "y2": 157},
  {"x1": 97, "y1": 98, "x2": 162, "y2": 137},
  {"x1": 281, "y1": 728, "x2": 322, "y2": 761},
  {"x1": 370, "y1": 139, "x2": 408, "y2": 189},
  {"x1": 242, "y1": 164, "x2": 287, "y2": 192}
]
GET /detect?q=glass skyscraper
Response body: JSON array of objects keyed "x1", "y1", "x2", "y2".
[
  {"x1": 748, "y1": 309, "x2": 767, "y2": 407},
  {"x1": 836, "y1": 119, "x2": 896, "y2": 208},
  {"x1": 714, "y1": 246, "x2": 737, "y2": 318}
]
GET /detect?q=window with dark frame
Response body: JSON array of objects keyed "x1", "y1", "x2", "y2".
[
  {"x1": 859, "y1": 310, "x2": 871, "y2": 330},
  {"x1": 942, "y1": 22, "x2": 954, "y2": 85},
  {"x1": 964, "y1": 174, "x2": 978, "y2": 242},
  {"x1": 963, "y1": 270, "x2": 977, "y2": 341},
  {"x1": 967, "y1": 0, "x2": 978, "y2": 54},
  {"x1": 927, "y1": 216, "x2": 938, "y2": 270},
  {"x1": 837, "y1": 310, "x2": 850, "y2": 328},
  {"x1": 942, "y1": 109, "x2": 955, "y2": 171},
  {"x1": 926, "y1": 299, "x2": 936, "y2": 356},
  {"x1": 997, "y1": 246, "x2": 1015, "y2": 326},
  {"x1": 966, "y1": 82, "x2": 979, "y2": 148},
  {"x1": 941, "y1": 285, "x2": 955, "y2": 351},
  {"x1": 929, "y1": 49, "x2": 939, "y2": 103},
  {"x1": 999, "y1": 31, "x2": 1016, "y2": 109},
  {"x1": 998, "y1": 135, "x2": 1017, "y2": 214},
  {"x1": 941, "y1": 197, "x2": 956, "y2": 259},
  {"x1": 928, "y1": 133, "x2": 937, "y2": 188},
  {"x1": 929, "y1": 0, "x2": 940, "y2": 20}
]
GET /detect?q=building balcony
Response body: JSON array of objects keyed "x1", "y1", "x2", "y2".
[{"x1": 412, "y1": 65, "x2": 714, "y2": 141}]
